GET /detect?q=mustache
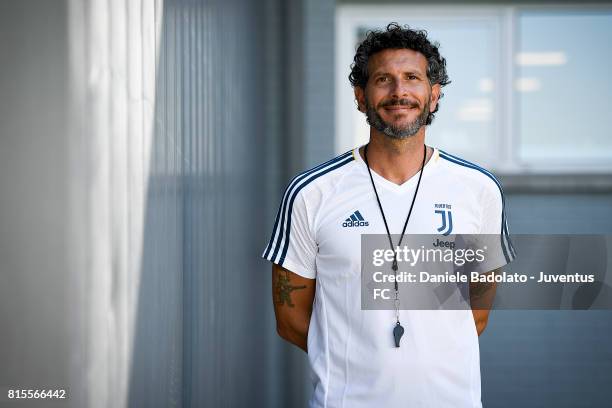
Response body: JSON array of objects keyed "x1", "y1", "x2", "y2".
[{"x1": 380, "y1": 99, "x2": 420, "y2": 109}]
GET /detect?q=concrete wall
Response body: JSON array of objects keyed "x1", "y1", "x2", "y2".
[
  {"x1": 0, "y1": 0, "x2": 338, "y2": 406},
  {"x1": 0, "y1": 1, "x2": 75, "y2": 406}
]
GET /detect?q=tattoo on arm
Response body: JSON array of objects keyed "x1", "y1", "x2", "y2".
[
  {"x1": 470, "y1": 281, "x2": 495, "y2": 300},
  {"x1": 274, "y1": 269, "x2": 307, "y2": 307},
  {"x1": 470, "y1": 270, "x2": 499, "y2": 312}
]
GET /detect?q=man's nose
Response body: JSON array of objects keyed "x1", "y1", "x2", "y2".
[{"x1": 391, "y1": 78, "x2": 409, "y2": 98}]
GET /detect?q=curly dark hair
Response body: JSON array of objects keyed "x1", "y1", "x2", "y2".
[{"x1": 349, "y1": 22, "x2": 451, "y2": 125}]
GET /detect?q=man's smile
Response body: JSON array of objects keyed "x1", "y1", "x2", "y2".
[
  {"x1": 379, "y1": 99, "x2": 420, "y2": 113},
  {"x1": 384, "y1": 105, "x2": 413, "y2": 111}
]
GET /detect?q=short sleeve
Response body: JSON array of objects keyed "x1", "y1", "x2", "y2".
[
  {"x1": 262, "y1": 189, "x2": 317, "y2": 279},
  {"x1": 476, "y1": 180, "x2": 516, "y2": 269}
]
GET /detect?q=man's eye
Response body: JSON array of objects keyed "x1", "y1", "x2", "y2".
[
  {"x1": 377, "y1": 77, "x2": 389, "y2": 83},
  {"x1": 407, "y1": 75, "x2": 417, "y2": 80}
]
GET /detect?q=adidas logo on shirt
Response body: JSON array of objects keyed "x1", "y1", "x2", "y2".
[{"x1": 342, "y1": 210, "x2": 369, "y2": 227}]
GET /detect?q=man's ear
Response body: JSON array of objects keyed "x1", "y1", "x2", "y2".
[
  {"x1": 429, "y1": 83, "x2": 441, "y2": 113},
  {"x1": 354, "y1": 86, "x2": 366, "y2": 113}
]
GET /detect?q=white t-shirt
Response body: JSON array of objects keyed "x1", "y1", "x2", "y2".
[{"x1": 262, "y1": 146, "x2": 515, "y2": 408}]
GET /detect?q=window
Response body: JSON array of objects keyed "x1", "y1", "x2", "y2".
[
  {"x1": 336, "y1": 5, "x2": 612, "y2": 173},
  {"x1": 518, "y1": 10, "x2": 612, "y2": 167}
]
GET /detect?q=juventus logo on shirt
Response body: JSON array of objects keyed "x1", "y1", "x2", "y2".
[{"x1": 434, "y1": 203, "x2": 453, "y2": 236}]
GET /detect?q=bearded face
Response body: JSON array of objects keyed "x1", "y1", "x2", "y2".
[
  {"x1": 354, "y1": 49, "x2": 440, "y2": 140},
  {"x1": 364, "y1": 95, "x2": 431, "y2": 139}
]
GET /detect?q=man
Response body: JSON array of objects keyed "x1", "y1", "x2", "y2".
[{"x1": 263, "y1": 23, "x2": 515, "y2": 407}]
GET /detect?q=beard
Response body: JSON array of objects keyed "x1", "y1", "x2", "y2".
[{"x1": 365, "y1": 96, "x2": 430, "y2": 139}]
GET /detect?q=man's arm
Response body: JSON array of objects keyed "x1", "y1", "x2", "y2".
[
  {"x1": 470, "y1": 268, "x2": 499, "y2": 336},
  {"x1": 272, "y1": 263, "x2": 315, "y2": 352}
]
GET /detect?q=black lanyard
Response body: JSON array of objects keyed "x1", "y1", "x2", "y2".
[{"x1": 363, "y1": 143, "x2": 427, "y2": 347}]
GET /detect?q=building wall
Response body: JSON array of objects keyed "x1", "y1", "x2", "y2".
[
  {"x1": 0, "y1": 0, "x2": 325, "y2": 407},
  {"x1": 480, "y1": 194, "x2": 612, "y2": 407},
  {"x1": 0, "y1": 0, "x2": 74, "y2": 405}
]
